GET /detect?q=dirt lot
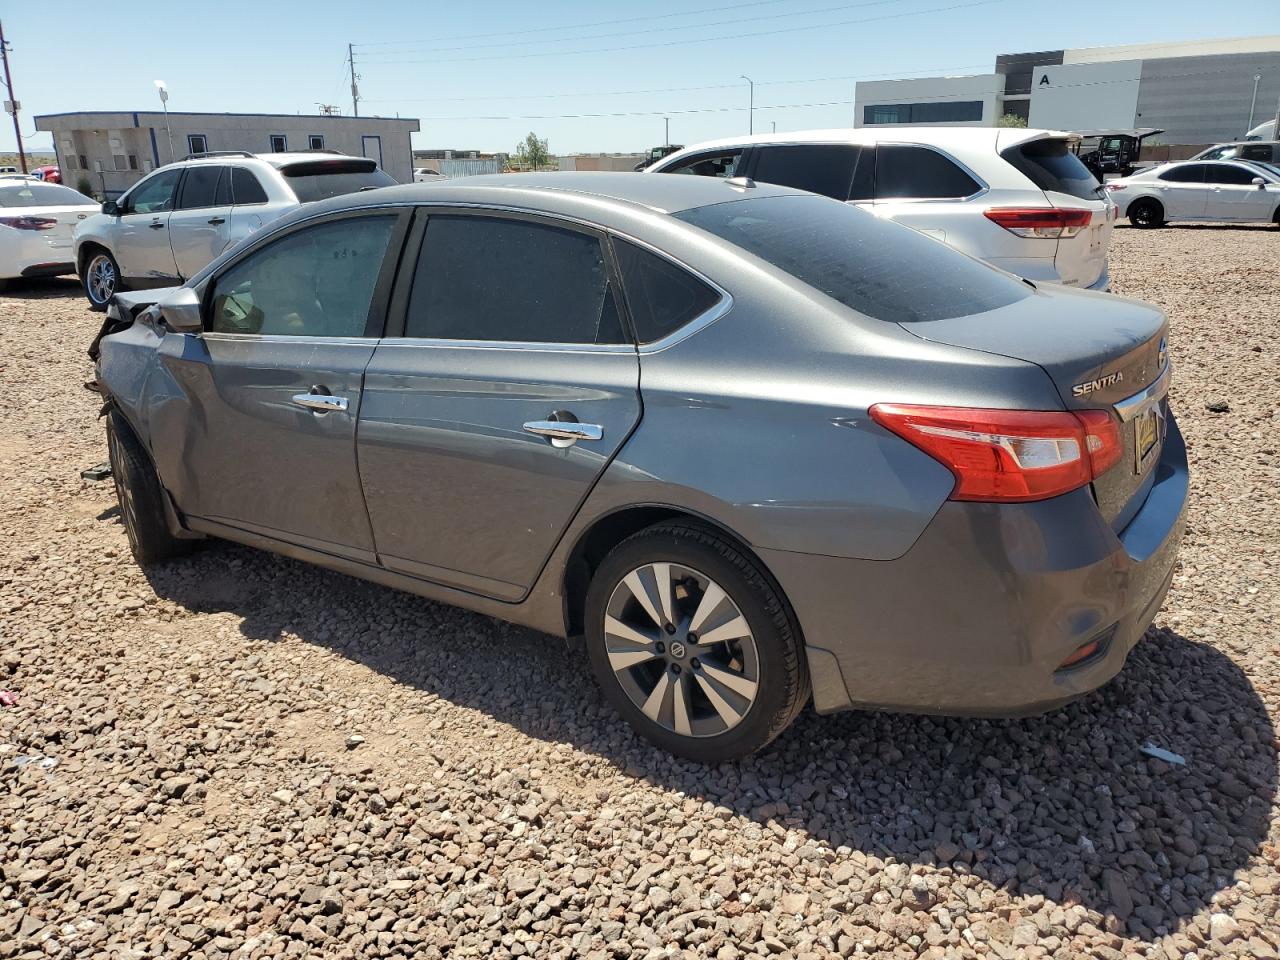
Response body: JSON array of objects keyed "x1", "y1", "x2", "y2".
[{"x1": 2, "y1": 225, "x2": 1278, "y2": 960}]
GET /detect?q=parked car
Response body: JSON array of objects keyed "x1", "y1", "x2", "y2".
[
  {"x1": 74, "y1": 152, "x2": 395, "y2": 310},
  {"x1": 1190, "y1": 141, "x2": 1280, "y2": 165},
  {"x1": 414, "y1": 168, "x2": 447, "y2": 182},
  {"x1": 92, "y1": 173, "x2": 1185, "y2": 761},
  {"x1": 1106, "y1": 159, "x2": 1280, "y2": 227},
  {"x1": 0, "y1": 165, "x2": 19, "y2": 174},
  {"x1": 30, "y1": 165, "x2": 61, "y2": 184},
  {"x1": 0, "y1": 179, "x2": 100, "y2": 290},
  {"x1": 645, "y1": 127, "x2": 1114, "y2": 291}
]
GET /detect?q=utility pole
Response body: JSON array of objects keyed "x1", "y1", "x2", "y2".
[
  {"x1": 0, "y1": 20, "x2": 28, "y2": 174},
  {"x1": 664, "y1": 116, "x2": 669, "y2": 147},
  {"x1": 349, "y1": 43, "x2": 360, "y2": 118}
]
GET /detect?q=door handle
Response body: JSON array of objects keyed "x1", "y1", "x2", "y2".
[
  {"x1": 149, "y1": 221, "x2": 165, "y2": 230},
  {"x1": 523, "y1": 419, "x2": 603, "y2": 447},
  {"x1": 292, "y1": 392, "x2": 349, "y2": 414},
  {"x1": 207, "y1": 217, "x2": 226, "y2": 225}
]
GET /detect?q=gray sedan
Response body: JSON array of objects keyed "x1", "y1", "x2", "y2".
[{"x1": 92, "y1": 173, "x2": 1187, "y2": 761}]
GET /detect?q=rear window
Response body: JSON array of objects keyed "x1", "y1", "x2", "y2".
[
  {"x1": 674, "y1": 195, "x2": 1028, "y2": 324},
  {"x1": 281, "y1": 160, "x2": 395, "y2": 203},
  {"x1": 1001, "y1": 138, "x2": 1099, "y2": 201},
  {"x1": 615, "y1": 239, "x2": 721, "y2": 343},
  {"x1": 0, "y1": 182, "x2": 92, "y2": 207}
]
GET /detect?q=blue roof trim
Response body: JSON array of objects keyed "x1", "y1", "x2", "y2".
[
  {"x1": 132, "y1": 112, "x2": 139, "y2": 128},
  {"x1": 149, "y1": 127, "x2": 159, "y2": 168},
  {"x1": 35, "y1": 109, "x2": 419, "y2": 125}
]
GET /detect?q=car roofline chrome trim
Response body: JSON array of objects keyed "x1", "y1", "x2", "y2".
[{"x1": 1113, "y1": 363, "x2": 1171, "y2": 423}]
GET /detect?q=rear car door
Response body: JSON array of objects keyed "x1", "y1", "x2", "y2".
[
  {"x1": 1202, "y1": 162, "x2": 1275, "y2": 220},
  {"x1": 358, "y1": 210, "x2": 641, "y2": 601},
  {"x1": 1153, "y1": 164, "x2": 1208, "y2": 218},
  {"x1": 168, "y1": 164, "x2": 232, "y2": 278},
  {"x1": 871, "y1": 143, "x2": 985, "y2": 246},
  {"x1": 745, "y1": 143, "x2": 865, "y2": 201},
  {"x1": 153, "y1": 209, "x2": 407, "y2": 561},
  {"x1": 225, "y1": 166, "x2": 282, "y2": 244},
  {"x1": 113, "y1": 167, "x2": 183, "y2": 283}
]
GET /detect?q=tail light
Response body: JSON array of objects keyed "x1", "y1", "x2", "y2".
[
  {"x1": 0, "y1": 215, "x2": 57, "y2": 231},
  {"x1": 869, "y1": 404, "x2": 1123, "y2": 503},
  {"x1": 984, "y1": 207, "x2": 1093, "y2": 238},
  {"x1": 1105, "y1": 183, "x2": 1127, "y2": 191}
]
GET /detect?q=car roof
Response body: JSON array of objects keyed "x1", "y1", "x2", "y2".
[
  {"x1": 651, "y1": 125, "x2": 1077, "y2": 156},
  {"x1": 176, "y1": 152, "x2": 368, "y2": 169}
]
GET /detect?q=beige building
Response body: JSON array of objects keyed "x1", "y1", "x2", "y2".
[{"x1": 34, "y1": 110, "x2": 420, "y2": 197}]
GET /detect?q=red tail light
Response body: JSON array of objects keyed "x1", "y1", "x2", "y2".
[
  {"x1": 869, "y1": 404, "x2": 1123, "y2": 503},
  {"x1": 0, "y1": 215, "x2": 57, "y2": 231},
  {"x1": 983, "y1": 207, "x2": 1093, "y2": 238}
]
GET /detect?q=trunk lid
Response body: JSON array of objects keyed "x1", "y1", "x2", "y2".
[
  {"x1": 40, "y1": 206, "x2": 95, "y2": 254},
  {"x1": 899, "y1": 286, "x2": 1170, "y2": 528}
]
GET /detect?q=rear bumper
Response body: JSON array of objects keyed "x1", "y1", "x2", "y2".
[
  {"x1": 986, "y1": 256, "x2": 1110, "y2": 292},
  {"x1": 765, "y1": 415, "x2": 1188, "y2": 717}
]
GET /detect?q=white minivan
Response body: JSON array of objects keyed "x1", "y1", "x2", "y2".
[{"x1": 646, "y1": 127, "x2": 1114, "y2": 291}]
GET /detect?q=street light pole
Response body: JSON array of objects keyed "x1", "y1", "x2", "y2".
[
  {"x1": 740, "y1": 75, "x2": 754, "y2": 135},
  {"x1": 1246, "y1": 73, "x2": 1261, "y2": 134},
  {"x1": 154, "y1": 80, "x2": 174, "y2": 163},
  {"x1": 664, "y1": 116, "x2": 669, "y2": 148}
]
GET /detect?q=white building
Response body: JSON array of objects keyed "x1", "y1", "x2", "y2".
[
  {"x1": 854, "y1": 35, "x2": 1280, "y2": 146},
  {"x1": 34, "y1": 111, "x2": 420, "y2": 197}
]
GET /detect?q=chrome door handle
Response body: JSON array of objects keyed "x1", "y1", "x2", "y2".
[
  {"x1": 523, "y1": 420, "x2": 603, "y2": 446},
  {"x1": 207, "y1": 216, "x2": 226, "y2": 225},
  {"x1": 292, "y1": 392, "x2": 348, "y2": 414},
  {"x1": 149, "y1": 221, "x2": 165, "y2": 229}
]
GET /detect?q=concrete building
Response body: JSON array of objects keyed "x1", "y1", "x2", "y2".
[
  {"x1": 855, "y1": 35, "x2": 1280, "y2": 147},
  {"x1": 34, "y1": 111, "x2": 420, "y2": 197}
]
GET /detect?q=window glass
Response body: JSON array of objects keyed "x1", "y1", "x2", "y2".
[
  {"x1": 615, "y1": 240, "x2": 720, "y2": 343},
  {"x1": 1199, "y1": 146, "x2": 1237, "y2": 160},
  {"x1": 664, "y1": 150, "x2": 743, "y2": 178},
  {"x1": 309, "y1": 135, "x2": 325, "y2": 150},
  {"x1": 177, "y1": 165, "x2": 224, "y2": 209},
  {"x1": 863, "y1": 101, "x2": 983, "y2": 124},
  {"x1": 187, "y1": 134, "x2": 208, "y2": 155},
  {"x1": 848, "y1": 147, "x2": 875, "y2": 201},
  {"x1": 214, "y1": 168, "x2": 232, "y2": 206},
  {"x1": 1204, "y1": 164, "x2": 1260, "y2": 185},
  {"x1": 875, "y1": 145, "x2": 980, "y2": 200},
  {"x1": 125, "y1": 169, "x2": 182, "y2": 214},
  {"x1": 270, "y1": 135, "x2": 287, "y2": 153},
  {"x1": 281, "y1": 160, "x2": 395, "y2": 203},
  {"x1": 675, "y1": 195, "x2": 1028, "y2": 324},
  {"x1": 406, "y1": 215, "x2": 624, "y2": 344},
  {"x1": 1000, "y1": 138, "x2": 1099, "y2": 200},
  {"x1": 1158, "y1": 164, "x2": 1206, "y2": 183},
  {"x1": 1241, "y1": 145, "x2": 1273, "y2": 162},
  {"x1": 0, "y1": 182, "x2": 94, "y2": 208},
  {"x1": 750, "y1": 144, "x2": 861, "y2": 201},
  {"x1": 230, "y1": 167, "x2": 269, "y2": 204},
  {"x1": 209, "y1": 216, "x2": 394, "y2": 337}
]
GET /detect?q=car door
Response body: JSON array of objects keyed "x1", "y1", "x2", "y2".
[
  {"x1": 167, "y1": 164, "x2": 233, "y2": 278},
  {"x1": 1202, "y1": 162, "x2": 1275, "y2": 220},
  {"x1": 113, "y1": 167, "x2": 183, "y2": 283},
  {"x1": 745, "y1": 143, "x2": 863, "y2": 201},
  {"x1": 153, "y1": 208, "x2": 408, "y2": 562},
  {"x1": 358, "y1": 210, "x2": 641, "y2": 601},
  {"x1": 1153, "y1": 164, "x2": 1208, "y2": 218},
  {"x1": 871, "y1": 143, "x2": 984, "y2": 246}
]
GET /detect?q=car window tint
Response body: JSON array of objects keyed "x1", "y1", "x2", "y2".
[
  {"x1": 406, "y1": 215, "x2": 624, "y2": 344},
  {"x1": 177, "y1": 165, "x2": 223, "y2": 209},
  {"x1": 1200, "y1": 146, "x2": 1237, "y2": 160},
  {"x1": 999, "y1": 138, "x2": 1099, "y2": 200},
  {"x1": 230, "y1": 167, "x2": 269, "y2": 205},
  {"x1": 214, "y1": 167, "x2": 233, "y2": 205},
  {"x1": 675, "y1": 195, "x2": 1028, "y2": 324},
  {"x1": 614, "y1": 240, "x2": 720, "y2": 343},
  {"x1": 1204, "y1": 164, "x2": 1259, "y2": 185},
  {"x1": 663, "y1": 150, "x2": 743, "y2": 178},
  {"x1": 848, "y1": 147, "x2": 875, "y2": 201},
  {"x1": 750, "y1": 145, "x2": 861, "y2": 201},
  {"x1": 875, "y1": 145, "x2": 980, "y2": 200},
  {"x1": 209, "y1": 216, "x2": 394, "y2": 337},
  {"x1": 1241, "y1": 145, "x2": 1273, "y2": 161},
  {"x1": 0, "y1": 182, "x2": 91, "y2": 208},
  {"x1": 1157, "y1": 164, "x2": 1205, "y2": 183},
  {"x1": 126, "y1": 169, "x2": 182, "y2": 214}
]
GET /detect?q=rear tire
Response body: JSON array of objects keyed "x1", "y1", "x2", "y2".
[
  {"x1": 105, "y1": 410, "x2": 193, "y2": 565},
  {"x1": 584, "y1": 521, "x2": 809, "y2": 762},
  {"x1": 1128, "y1": 199, "x2": 1164, "y2": 229},
  {"x1": 83, "y1": 248, "x2": 121, "y2": 312}
]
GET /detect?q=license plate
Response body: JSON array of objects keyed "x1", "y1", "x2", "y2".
[
  {"x1": 1089, "y1": 225, "x2": 1103, "y2": 253},
  {"x1": 1133, "y1": 403, "x2": 1165, "y2": 473}
]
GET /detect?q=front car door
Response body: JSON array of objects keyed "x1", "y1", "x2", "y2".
[
  {"x1": 168, "y1": 163, "x2": 233, "y2": 278},
  {"x1": 1153, "y1": 163, "x2": 1208, "y2": 218},
  {"x1": 656, "y1": 147, "x2": 746, "y2": 179},
  {"x1": 745, "y1": 143, "x2": 864, "y2": 202},
  {"x1": 152, "y1": 208, "x2": 408, "y2": 561},
  {"x1": 113, "y1": 167, "x2": 183, "y2": 284},
  {"x1": 1202, "y1": 162, "x2": 1277, "y2": 220},
  {"x1": 358, "y1": 210, "x2": 641, "y2": 600}
]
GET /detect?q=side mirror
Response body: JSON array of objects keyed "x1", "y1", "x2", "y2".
[
  {"x1": 1252, "y1": 177, "x2": 1266, "y2": 188},
  {"x1": 157, "y1": 287, "x2": 203, "y2": 334},
  {"x1": 102, "y1": 199, "x2": 119, "y2": 216}
]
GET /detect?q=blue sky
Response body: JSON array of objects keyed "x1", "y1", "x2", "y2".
[{"x1": 2, "y1": 1, "x2": 1274, "y2": 155}]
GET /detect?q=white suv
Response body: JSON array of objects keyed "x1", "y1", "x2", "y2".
[
  {"x1": 646, "y1": 127, "x2": 1114, "y2": 291},
  {"x1": 74, "y1": 151, "x2": 394, "y2": 309}
]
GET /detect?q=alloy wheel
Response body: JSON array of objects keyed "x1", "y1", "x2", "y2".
[
  {"x1": 604, "y1": 562, "x2": 760, "y2": 738},
  {"x1": 108, "y1": 429, "x2": 140, "y2": 554},
  {"x1": 87, "y1": 255, "x2": 116, "y2": 304}
]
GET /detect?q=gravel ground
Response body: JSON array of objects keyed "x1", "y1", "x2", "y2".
[{"x1": 2, "y1": 224, "x2": 1278, "y2": 960}]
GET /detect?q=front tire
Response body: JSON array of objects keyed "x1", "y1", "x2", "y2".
[
  {"x1": 83, "y1": 248, "x2": 121, "y2": 311},
  {"x1": 105, "y1": 410, "x2": 193, "y2": 565},
  {"x1": 584, "y1": 522, "x2": 809, "y2": 762},
  {"x1": 1128, "y1": 199, "x2": 1164, "y2": 229}
]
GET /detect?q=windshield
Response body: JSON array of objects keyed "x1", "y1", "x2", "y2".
[
  {"x1": 280, "y1": 160, "x2": 396, "y2": 203},
  {"x1": 0, "y1": 182, "x2": 93, "y2": 208},
  {"x1": 674, "y1": 195, "x2": 1029, "y2": 324}
]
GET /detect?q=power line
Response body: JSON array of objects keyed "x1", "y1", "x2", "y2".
[{"x1": 404, "y1": 98, "x2": 856, "y2": 123}]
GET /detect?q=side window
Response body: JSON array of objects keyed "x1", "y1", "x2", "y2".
[
  {"x1": 1240, "y1": 145, "x2": 1272, "y2": 162},
  {"x1": 875, "y1": 145, "x2": 981, "y2": 200},
  {"x1": 230, "y1": 167, "x2": 269, "y2": 205},
  {"x1": 177, "y1": 165, "x2": 224, "y2": 209},
  {"x1": 848, "y1": 147, "x2": 875, "y2": 201},
  {"x1": 309, "y1": 135, "x2": 325, "y2": 150},
  {"x1": 663, "y1": 150, "x2": 743, "y2": 178},
  {"x1": 406, "y1": 215, "x2": 625, "y2": 344},
  {"x1": 1204, "y1": 164, "x2": 1259, "y2": 185},
  {"x1": 750, "y1": 145, "x2": 861, "y2": 201},
  {"x1": 1158, "y1": 164, "x2": 1206, "y2": 183},
  {"x1": 209, "y1": 216, "x2": 395, "y2": 337},
  {"x1": 124, "y1": 169, "x2": 182, "y2": 214},
  {"x1": 614, "y1": 239, "x2": 721, "y2": 344},
  {"x1": 187, "y1": 134, "x2": 208, "y2": 156},
  {"x1": 270, "y1": 135, "x2": 287, "y2": 153}
]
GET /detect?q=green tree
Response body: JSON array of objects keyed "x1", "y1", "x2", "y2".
[
  {"x1": 997, "y1": 113, "x2": 1028, "y2": 128},
  {"x1": 516, "y1": 132, "x2": 551, "y2": 171}
]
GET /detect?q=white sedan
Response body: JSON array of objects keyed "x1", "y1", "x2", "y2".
[
  {"x1": 1106, "y1": 159, "x2": 1280, "y2": 228},
  {"x1": 0, "y1": 180, "x2": 100, "y2": 289}
]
